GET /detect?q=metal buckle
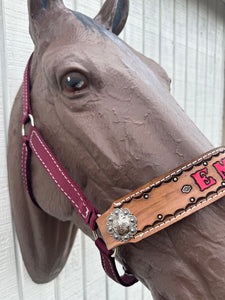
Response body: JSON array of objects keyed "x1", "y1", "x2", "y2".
[{"x1": 22, "y1": 114, "x2": 35, "y2": 136}]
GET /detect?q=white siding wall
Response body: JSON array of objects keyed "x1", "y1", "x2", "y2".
[{"x1": 0, "y1": 0, "x2": 224, "y2": 299}]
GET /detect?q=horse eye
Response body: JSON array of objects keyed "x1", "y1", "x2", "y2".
[{"x1": 61, "y1": 72, "x2": 88, "y2": 95}]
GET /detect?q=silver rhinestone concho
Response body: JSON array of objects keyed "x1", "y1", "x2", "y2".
[{"x1": 107, "y1": 208, "x2": 137, "y2": 242}]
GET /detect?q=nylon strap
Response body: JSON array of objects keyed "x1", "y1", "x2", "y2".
[{"x1": 21, "y1": 54, "x2": 138, "y2": 287}]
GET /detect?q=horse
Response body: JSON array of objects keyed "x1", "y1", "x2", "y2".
[{"x1": 7, "y1": 0, "x2": 225, "y2": 299}]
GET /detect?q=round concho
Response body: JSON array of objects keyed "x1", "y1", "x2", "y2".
[{"x1": 107, "y1": 208, "x2": 137, "y2": 242}]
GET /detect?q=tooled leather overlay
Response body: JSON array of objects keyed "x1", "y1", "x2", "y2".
[{"x1": 97, "y1": 147, "x2": 225, "y2": 250}]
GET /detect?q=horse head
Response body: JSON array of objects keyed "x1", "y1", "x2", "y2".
[{"x1": 8, "y1": 0, "x2": 225, "y2": 298}]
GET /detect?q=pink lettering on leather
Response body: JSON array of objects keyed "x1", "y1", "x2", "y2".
[
  {"x1": 191, "y1": 168, "x2": 216, "y2": 191},
  {"x1": 213, "y1": 159, "x2": 225, "y2": 180}
]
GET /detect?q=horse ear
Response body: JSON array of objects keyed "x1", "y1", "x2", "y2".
[
  {"x1": 28, "y1": 0, "x2": 65, "y2": 44},
  {"x1": 94, "y1": 0, "x2": 129, "y2": 36}
]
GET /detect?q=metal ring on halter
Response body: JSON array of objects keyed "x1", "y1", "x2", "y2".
[
  {"x1": 92, "y1": 230, "x2": 118, "y2": 258},
  {"x1": 22, "y1": 114, "x2": 35, "y2": 136},
  {"x1": 92, "y1": 230, "x2": 99, "y2": 241},
  {"x1": 92, "y1": 213, "x2": 102, "y2": 240},
  {"x1": 111, "y1": 247, "x2": 118, "y2": 258}
]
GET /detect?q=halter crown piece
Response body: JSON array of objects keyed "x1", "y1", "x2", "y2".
[{"x1": 21, "y1": 55, "x2": 225, "y2": 286}]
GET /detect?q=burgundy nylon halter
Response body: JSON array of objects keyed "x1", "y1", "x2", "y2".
[{"x1": 21, "y1": 54, "x2": 138, "y2": 287}]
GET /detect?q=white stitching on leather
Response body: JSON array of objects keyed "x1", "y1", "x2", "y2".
[
  {"x1": 134, "y1": 189, "x2": 225, "y2": 239},
  {"x1": 30, "y1": 130, "x2": 89, "y2": 219},
  {"x1": 114, "y1": 147, "x2": 225, "y2": 207}
]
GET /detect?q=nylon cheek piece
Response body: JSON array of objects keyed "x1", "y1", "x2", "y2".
[
  {"x1": 21, "y1": 55, "x2": 225, "y2": 287},
  {"x1": 21, "y1": 55, "x2": 138, "y2": 287}
]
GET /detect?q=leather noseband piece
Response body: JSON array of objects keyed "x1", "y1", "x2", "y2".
[{"x1": 97, "y1": 147, "x2": 225, "y2": 250}]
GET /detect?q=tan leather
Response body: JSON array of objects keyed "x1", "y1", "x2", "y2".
[{"x1": 97, "y1": 147, "x2": 225, "y2": 250}]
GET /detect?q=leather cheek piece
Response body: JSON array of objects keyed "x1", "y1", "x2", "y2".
[{"x1": 97, "y1": 147, "x2": 225, "y2": 250}]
